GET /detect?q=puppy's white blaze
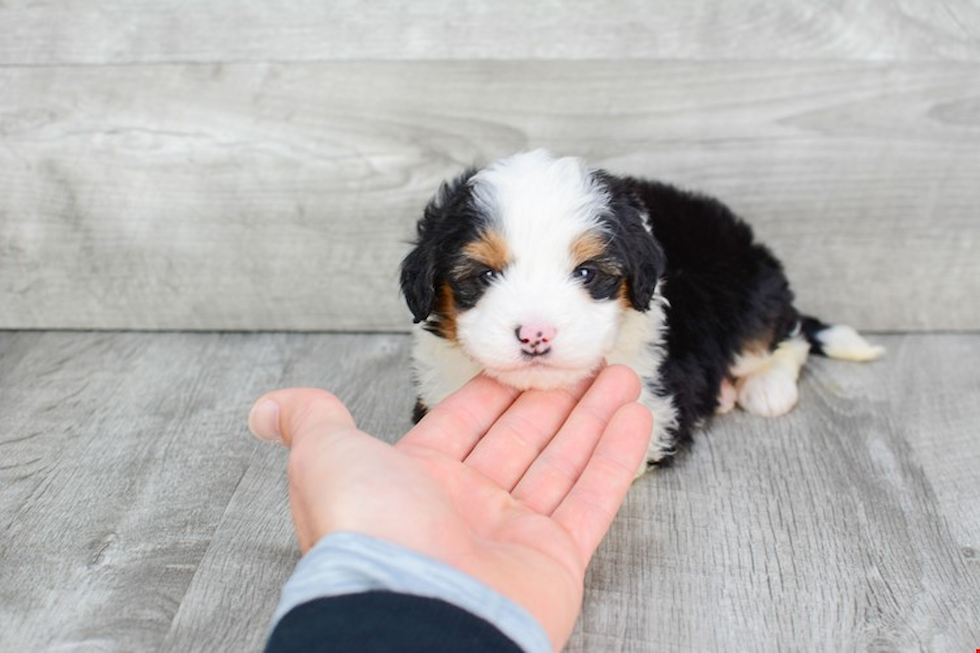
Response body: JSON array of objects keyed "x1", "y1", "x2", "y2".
[
  {"x1": 817, "y1": 324, "x2": 886, "y2": 362},
  {"x1": 471, "y1": 150, "x2": 610, "y2": 238},
  {"x1": 471, "y1": 151, "x2": 611, "y2": 274}
]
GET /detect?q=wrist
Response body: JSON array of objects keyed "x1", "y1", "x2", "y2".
[{"x1": 273, "y1": 532, "x2": 554, "y2": 653}]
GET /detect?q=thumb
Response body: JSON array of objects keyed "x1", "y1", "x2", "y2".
[{"x1": 248, "y1": 388, "x2": 356, "y2": 448}]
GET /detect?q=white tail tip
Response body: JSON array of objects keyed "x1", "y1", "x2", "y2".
[{"x1": 817, "y1": 324, "x2": 886, "y2": 362}]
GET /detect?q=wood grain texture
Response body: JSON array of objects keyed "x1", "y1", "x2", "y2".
[
  {"x1": 2, "y1": 0, "x2": 979, "y2": 64},
  {"x1": 0, "y1": 331, "x2": 977, "y2": 651},
  {"x1": 572, "y1": 335, "x2": 980, "y2": 651},
  {"x1": 2, "y1": 61, "x2": 978, "y2": 331},
  {"x1": 160, "y1": 335, "x2": 414, "y2": 651},
  {"x1": 0, "y1": 332, "x2": 281, "y2": 650},
  {"x1": 0, "y1": 331, "x2": 416, "y2": 651}
]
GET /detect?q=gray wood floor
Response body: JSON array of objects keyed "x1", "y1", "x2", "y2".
[{"x1": 1, "y1": 331, "x2": 977, "y2": 652}]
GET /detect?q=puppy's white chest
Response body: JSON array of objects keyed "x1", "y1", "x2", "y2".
[{"x1": 411, "y1": 329, "x2": 484, "y2": 408}]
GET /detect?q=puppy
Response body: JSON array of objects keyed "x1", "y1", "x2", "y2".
[{"x1": 400, "y1": 150, "x2": 883, "y2": 469}]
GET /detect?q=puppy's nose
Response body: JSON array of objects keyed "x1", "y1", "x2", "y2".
[{"x1": 515, "y1": 323, "x2": 557, "y2": 350}]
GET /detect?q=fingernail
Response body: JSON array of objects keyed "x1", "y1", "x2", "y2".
[{"x1": 248, "y1": 399, "x2": 282, "y2": 443}]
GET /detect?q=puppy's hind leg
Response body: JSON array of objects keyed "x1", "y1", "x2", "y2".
[
  {"x1": 732, "y1": 335, "x2": 810, "y2": 418},
  {"x1": 715, "y1": 377, "x2": 737, "y2": 415}
]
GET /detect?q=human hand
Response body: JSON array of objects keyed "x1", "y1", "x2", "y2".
[{"x1": 248, "y1": 365, "x2": 652, "y2": 651}]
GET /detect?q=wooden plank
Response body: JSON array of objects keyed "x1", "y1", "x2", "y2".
[
  {"x1": 570, "y1": 334, "x2": 980, "y2": 652},
  {"x1": 0, "y1": 332, "x2": 281, "y2": 650},
  {"x1": 0, "y1": 331, "x2": 415, "y2": 651},
  {"x1": 0, "y1": 332, "x2": 978, "y2": 651},
  {"x1": 2, "y1": 61, "x2": 978, "y2": 331},
  {"x1": 847, "y1": 335, "x2": 980, "y2": 550},
  {"x1": 161, "y1": 334, "x2": 416, "y2": 651},
  {"x1": 2, "y1": 0, "x2": 979, "y2": 64}
]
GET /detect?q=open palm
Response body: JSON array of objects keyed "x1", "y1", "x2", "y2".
[{"x1": 249, "y1": 365, "x2": 652, "y2": 650}]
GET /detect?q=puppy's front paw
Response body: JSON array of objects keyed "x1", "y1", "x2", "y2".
[
  {"x1": 633, "y1": 433, "x2": 673, "y2": 478},
  {"x1": 736, "y1": 367, "x2": 799, "y2": 417},
  {"x1": 633, "y1": 385, "x2": 680, "y2": 477}
]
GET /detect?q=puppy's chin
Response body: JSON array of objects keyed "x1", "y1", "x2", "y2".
[{"x1": 482, "y1": 362, "x2": 599, "y2": 391}]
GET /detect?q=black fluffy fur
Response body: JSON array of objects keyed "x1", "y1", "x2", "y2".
[
  {"x1": 401, "y1": 169, "x2": 482, "y2": 327},
  {"x1": 624, "y1": 177, "x2": 800, "y2": 446}
]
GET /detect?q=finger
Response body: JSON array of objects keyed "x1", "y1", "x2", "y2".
[
  {"x1": 248, "y1": 388, "x2": 361, "y2": 552},
  {"x1": 551, "y1": 402, "x2": 652, "y2": 562},
  {"x1": 462, "y1": 372, "x2": 595, "y2": 491},
  {"x1": 397, "y1": 374, "x2": 520, "y2": 460},
  {"x1": 512, "y1": 365, "x2": 642, "y2": 513},
  {"x1": 248, "y1": 387, "x2": 356, "y2": 448}
]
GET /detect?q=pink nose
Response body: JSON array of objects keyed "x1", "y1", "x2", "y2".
[{"x1": 515, "y1": 323, "x2": 557, "y2": 349}]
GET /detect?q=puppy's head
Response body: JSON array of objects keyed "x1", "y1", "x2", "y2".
[{"x1": 401, "y1": 150, "x2": 664, "y2": 390}]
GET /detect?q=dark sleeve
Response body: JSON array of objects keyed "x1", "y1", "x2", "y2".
[{"x1": 266, "y1": 590, "x2": 526, "y2": 653}]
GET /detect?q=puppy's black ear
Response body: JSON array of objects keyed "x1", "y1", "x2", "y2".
[
  {"x1": 624, "y1": 231, "x2": 665, "y2": 311},
  {"x1": 400, "y1": 168, "x2": 478, "y2": 323},
  {"x1": 400, "y1": 241, "x2": 436, "y2": 323},
  {"x1": 600, "y1": 173, "x2": 666, "y2": 311}
]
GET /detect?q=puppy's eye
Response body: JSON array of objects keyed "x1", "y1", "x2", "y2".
[
  {"x1": 479, "y1": 268, "x2": 500, "y2": 286},
  {"x1": 573, "y1": 265, "x2": 597, "y2": 285}
]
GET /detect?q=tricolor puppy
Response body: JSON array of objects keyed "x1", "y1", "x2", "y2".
[{"x1": 400, "y1": 150, "x2": 883, "y2": 470}]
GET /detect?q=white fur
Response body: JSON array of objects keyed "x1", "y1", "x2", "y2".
[
  {"x1": 817, "y1": 324, "x2": 886, "y2": 361},
  {"x1": 604, "y1": 292, "x2": 678, "y2": 465},
  {"x1": 411, "y1": 329, "x2": 484, "y2": 408},
  {"x1": 733, "y1": 335, "x2": 810, "y2": 418},
  {"x1": 411, "y1": 289, "x2": 678, "y2": 467}
]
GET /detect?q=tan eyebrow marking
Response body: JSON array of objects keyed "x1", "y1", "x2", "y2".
[
  {"x1": 463, "y1": 230, "x2": 510, "y2": 271},
  {"x1": 570, "y1": 231, "x2": 608, "y2": 265}
]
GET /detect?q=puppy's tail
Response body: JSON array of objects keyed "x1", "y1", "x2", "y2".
[{"x1": 800, "y1": 316, "x2": 885, "y2": 362}]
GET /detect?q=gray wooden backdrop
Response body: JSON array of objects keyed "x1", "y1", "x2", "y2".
[{"x1": 2, "y1": 1, "x2": 979, "y2": 331}]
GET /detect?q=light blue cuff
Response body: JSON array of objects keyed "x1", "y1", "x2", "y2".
[{"x1": 271, "y1": 532, "x2": 551, "y2": 653}]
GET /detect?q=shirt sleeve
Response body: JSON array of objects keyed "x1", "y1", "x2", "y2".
[{"x1": 268, "y1": 532, "x2": 552, "y2": 653}]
